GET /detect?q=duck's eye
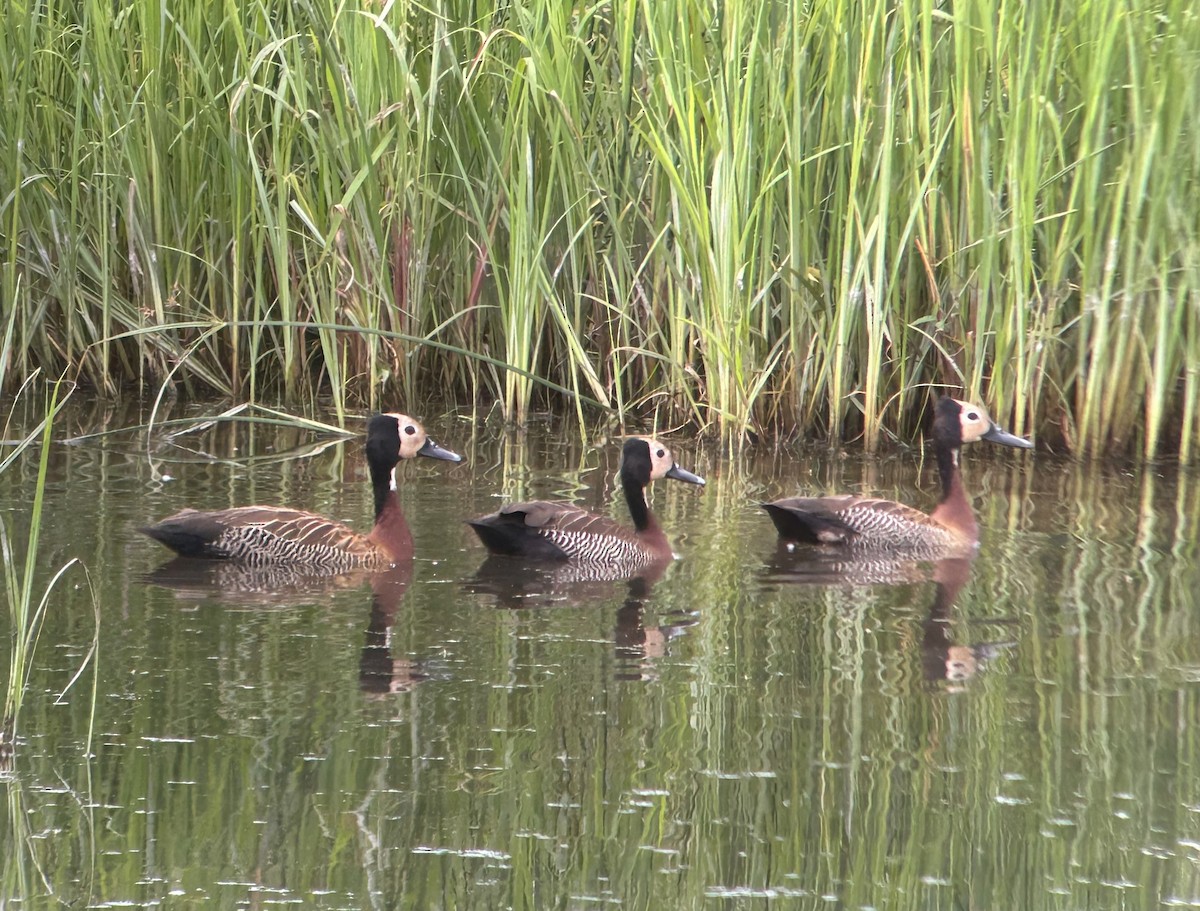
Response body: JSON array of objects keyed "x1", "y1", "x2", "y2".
[
  {"x1": 404, "y1": 425, "x2": 417, "y2": 436},
  {"x1": 967, "y1": 412, "x2": 979, "y2": 421},
  {"x1": 656, "y1": 448, "x2": 666, "y2": 458}
]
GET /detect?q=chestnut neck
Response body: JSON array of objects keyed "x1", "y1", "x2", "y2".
[
  {"x1": 932, "y1": 440, "x2": 977, "y2": 540},
  {"x1": 369, "y1": 457, "x2": 413, "y2": 562},
  {"x1": 368, "y1": 490, "x2": 415, "y2": 562}
]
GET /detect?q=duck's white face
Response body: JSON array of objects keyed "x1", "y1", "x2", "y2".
[
  {"x1": 385, "y1": 413, "x2": 463, "y2": 464},
  {"x1": 953, "y1": 400, "x2": 994, "y2": 444},
  {"x1": 386, "y1": 413, "x2": 430, "y2": 460},
  {"x1": 636, "y1": 437, "x2": 706, "y2": 486},
  {"x1": 951, "y1": 399, "x2": 1034, "y2": 450},
  {"x1": 643, "y1": 438, "x2": 677, "y2": 481}
]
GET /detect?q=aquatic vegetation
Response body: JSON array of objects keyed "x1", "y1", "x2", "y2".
[
  {"x1": 0, "y1": 378, "x2": 100, "y2": 905},
  {"x1": 2, "y1": 0, "x2": 1198, "y2": 456},
  {"x1": 1, "y1": 379, "x2": 96, "y2": 768}
]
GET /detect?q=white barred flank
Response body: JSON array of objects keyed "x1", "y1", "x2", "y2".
[
  {"x1": 209, "y1": 523, "x2": 390, "y2": 570},
  {"x1": 832, "y1": 502, "x2": 965, "y2": 552},
  {"x1": 539, "y1": 528, "x2": 658, "y2": 568},
  {"x1": 484, "y1": 500, "x2": 666, "y2": 568}
]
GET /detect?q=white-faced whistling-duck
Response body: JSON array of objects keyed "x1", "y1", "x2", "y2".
[
  {"x1": 762, "y1": 398, "x2": 1033, "y2": 556},
  {"x1": 141, "y1": 413, "x2": 462, "y2": 569},
  {"x1": 467, "y1": 437, "x2": 705, "y2": 567}
]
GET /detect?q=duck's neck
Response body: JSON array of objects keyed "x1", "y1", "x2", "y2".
[
  {"x1": 369, "y1": 463, "x2": 414, "y2": 562},
  {"x1": 370, "y1": 458, "x2": 398, "y2": 519},
  {"x1": 622, "y1": 471, "x2": 674, "y2": 561},
  {"x1": 622, "y1": 473, "x2": 653, "y2": 533},
  {"x1": 931, "y1": 442, "x2": 977, "y2": 540}
]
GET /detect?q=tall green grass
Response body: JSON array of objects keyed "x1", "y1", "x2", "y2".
[{"x1": 2, "y1": 0, "x2": 1198, "y2": 456}]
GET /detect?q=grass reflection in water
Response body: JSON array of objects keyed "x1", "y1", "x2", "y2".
[{"x1": 1, "y1": 406, "x2": 1199, "y2": 909}]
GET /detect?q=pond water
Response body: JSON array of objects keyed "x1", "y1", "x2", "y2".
[{"x1": 2, "y1": 398, "x2": 1200, "y2": 909}]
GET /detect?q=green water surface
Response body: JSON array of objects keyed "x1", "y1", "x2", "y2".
[{"x1": 2, "y1": 400, "x2": 1198, "y2": 909}]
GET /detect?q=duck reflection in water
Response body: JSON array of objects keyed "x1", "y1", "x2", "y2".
[
  {"x1": 612, "y1": 576, "x2": 698, "y2": 682},
  {"x1": 761, "y1": 551, "x2": 1017, "y2": 687},
  {"x1": 921, "y1": 556, "x2": 1017, "y2": 688},
  {"x1": 762, "y1": 542, "x2": 935, "y2": 587},
  {"x1": 141, "y1": 557, "x2": 379, "y2": 605},
  {"x1": 465, "y1": 551, "x2": 672, "y2": 605},
  {"x1": 142, "y1": 559, "x2": 437, "y2": 696},
  {"x1": 465, "y1": 557, "x2": 697, "y2": 681},
  {"x1": 359, "y1": 566, "x2": 440, "y2": 697}
]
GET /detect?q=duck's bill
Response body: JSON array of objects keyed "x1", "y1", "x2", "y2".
[
  {"x1": 419, "y1": 438, "x2": 464, "y2": 462},
  {"x1": 666, "y1": 464, "x2": 706, "y2": 485},
  {"x1": 981, "y1": 424, "x2": 1034, "y2": 449}
]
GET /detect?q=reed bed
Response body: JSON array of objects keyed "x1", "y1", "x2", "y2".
[{"x1": 2, "y1": 0, "x2": 1198, "y2": 457}]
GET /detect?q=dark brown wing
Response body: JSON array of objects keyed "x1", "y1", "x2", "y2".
[{"x1": 141, "y1": 506, "x2": 385, "y2": 568}]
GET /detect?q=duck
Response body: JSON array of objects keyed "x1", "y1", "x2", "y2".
[
  {"x1": 467, "y1": 437, "x2": 705, "y2": 567},
  {"x1": 141, "y1": 412, "x2": 462, "y2": 569},
  {"x1": 762, "y1": 398, "x2": 1032, "y2": 555}
]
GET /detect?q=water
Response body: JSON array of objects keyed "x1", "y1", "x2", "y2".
[{"x1": 3, "y1": 399, "x2": 1200, "y2": 909}]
